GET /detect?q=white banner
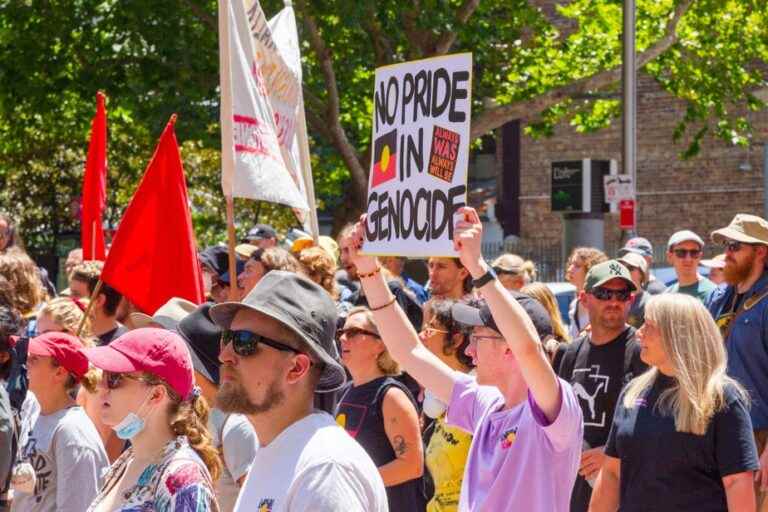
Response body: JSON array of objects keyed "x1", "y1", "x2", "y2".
[
  {"x1": 219, "y1": 0, "x2": 309, "y2": 211},
  {"x1": 362, "y1": 53, "x2": 473, "y2": 257}
]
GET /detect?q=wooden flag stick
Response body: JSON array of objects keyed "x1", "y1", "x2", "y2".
[
  {"x1": 225, "y1": 195, "x2": 239, "y2": 301},
  {"x1": 76, "y1": 279, "x2": 103, "y2": 337}
]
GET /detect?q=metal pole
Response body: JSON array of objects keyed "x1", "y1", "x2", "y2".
[
  {"x1": 623, "y1": 0, "x2": 637, "y2": 235},
  {"x1": 763, "y1": 143, "x2": 768, "y2": 219}
]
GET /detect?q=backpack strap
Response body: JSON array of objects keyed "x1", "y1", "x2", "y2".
[{"x1": 557, "y1": 335, "x2": 587, "y2": 379}]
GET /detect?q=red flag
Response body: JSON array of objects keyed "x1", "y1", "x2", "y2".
[
  {"x1": 101, "y1": 116, "x2": 204, "y2": 314},
  {"x1": 81, "y1": 92, "x2": 107, "y2": 260}
]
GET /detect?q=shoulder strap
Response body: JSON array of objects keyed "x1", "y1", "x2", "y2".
[
  {"x1": 558, "y1": 336, "x2": 586, "y2": 379},
  {"x1": 724, "y1": 283, "x2": 768, "y2": 340}
]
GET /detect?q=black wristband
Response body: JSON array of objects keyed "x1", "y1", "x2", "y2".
[{"x1": 472, "y1": 267, "x2": 497, "y2": 288}]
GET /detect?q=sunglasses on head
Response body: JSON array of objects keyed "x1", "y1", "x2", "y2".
[
  {"x1": 221, "y1": 329, "x2": 300, "y2": 357},
  {"x1": 590, "y1": 287, "x2": 632, "y2": 302},
  {"x1": 337, "y1": 327, "x2": 380, "y2": 341},
  {"x1": 103, "y1": 371, "x2": 147, "y2": 390},
  {"x1": 672, "y1": 248, "x2": 702, "y2": 259}
]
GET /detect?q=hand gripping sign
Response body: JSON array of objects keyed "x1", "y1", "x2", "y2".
[{"x1": 362, "y1": 53, "x2": 473, "y2": 258}]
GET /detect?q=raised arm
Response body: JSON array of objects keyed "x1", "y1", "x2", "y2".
[
  {"x1": 346, "y1": 219, "x2": 458, "y2": 403},
  {"x1": 454, "y1": 207, "x2": 561, "y2": 421}
]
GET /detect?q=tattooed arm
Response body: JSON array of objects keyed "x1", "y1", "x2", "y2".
[{"x1": 378, "y1": 387, "x2": 424, "y2": 486}]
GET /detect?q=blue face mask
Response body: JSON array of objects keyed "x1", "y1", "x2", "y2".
[{"x1": 112, "y1": 393, "x2": 153, "y2": 440}]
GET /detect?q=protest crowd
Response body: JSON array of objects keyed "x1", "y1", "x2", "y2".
[{"x1": 0, "y1": 205, "x2": 764, "y2": 512}]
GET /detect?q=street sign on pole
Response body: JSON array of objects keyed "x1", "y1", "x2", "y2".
[
  {"x1": 604, "y1": 174, "x2": 635, "y2": 203},
  {"x1": 619, "y1": 199, "x2": 636, "y2": 230}
]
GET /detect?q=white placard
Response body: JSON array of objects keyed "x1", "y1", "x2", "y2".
[{"x1": 363, "y1": 53, "x2": 472, "y2": 257}]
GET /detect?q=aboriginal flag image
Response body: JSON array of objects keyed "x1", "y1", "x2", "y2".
[{"x1": 371, "y1": 129, "x2": 397, "y2": 188}]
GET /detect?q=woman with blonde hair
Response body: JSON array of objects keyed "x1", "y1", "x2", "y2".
[
  {"x1": 11, "y1": 332, "x2": 109, "y2": 511},
  {"x1": 521, "y1": 282, "x2": 570, "y2": 365},
  {"x1": 590, "y1": 294, "x2": 758, "y2": 512},
  {"x1": 36, "y1": 296, "x2": 92, "y2": 339},
  {"x1": 336, "y1": 306, "x2": 424, "y2": 511},
  {"x1": 491, "y1": 253, "x2": 536, "y2": 291},
  {"x1": 296, "y1": 246, "x2": 340, "y2": 299},
  {"x1": 84, "y1": 328, "x2": 221, "y2": 511}
]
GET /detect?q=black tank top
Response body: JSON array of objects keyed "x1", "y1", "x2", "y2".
[{"x1": 337, "y1": 376, "x2": 425, "y2": 512}]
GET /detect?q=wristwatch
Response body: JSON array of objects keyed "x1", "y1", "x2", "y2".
[{"x1": 472, "y1": 266, "x2": 497, "y2": 288}]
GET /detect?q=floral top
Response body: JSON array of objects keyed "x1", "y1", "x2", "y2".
[{"x1": 87, "y1": 436, "x2": 219, "y2": 512}]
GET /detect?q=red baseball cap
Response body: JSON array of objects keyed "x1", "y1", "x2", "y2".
[
  {"x1": 28, "y1": 332, "x2": 89, "y2": 381},
  {"x1": 83, "y1": 327, "x2": 194, "y2": 400}
]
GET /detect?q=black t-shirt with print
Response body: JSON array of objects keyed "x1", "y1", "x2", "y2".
[
  {"x1": 606, "y1": 375, "x2": 759, "y2": 512},
  {"x1": 557, "y1": 326, "x2": 647, "y2": 512}
]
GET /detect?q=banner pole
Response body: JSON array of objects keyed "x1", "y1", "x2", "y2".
[
  {"x1": 225, "y1": 196, "x2": 239, "y2": 301},
  {"x1": 76, "y1": 279, "x2": 102, "y2": 336}
]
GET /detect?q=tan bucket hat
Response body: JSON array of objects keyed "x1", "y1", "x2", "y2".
[
  {"x1": 711, "y1": 214, "x2": 768, "y2": 245},
  {"x1": 130, "y1": 297, "x2": 198, "y2": 331}
]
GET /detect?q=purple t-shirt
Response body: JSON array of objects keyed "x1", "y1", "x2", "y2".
[{"x1": 446, "y1": 372, "x2": 583, "y2": 512}]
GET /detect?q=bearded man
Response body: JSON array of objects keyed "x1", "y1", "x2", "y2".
[{"x1": 708, "y1": 214, "x2": 768, "y2": 511}]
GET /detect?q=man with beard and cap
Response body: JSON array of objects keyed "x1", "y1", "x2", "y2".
[
  {"x1": 177, "y1": 303, "x2": 258, "y2": 512},
  {"x1": 210, "y1": 271, "x2": 387, "y2": 511},
  {"x1": 556, "y1": 260, "x2": 647, "y2": 512},
  {"x1": 708, "y1": 214, "x2": 768, "y2": 511}
]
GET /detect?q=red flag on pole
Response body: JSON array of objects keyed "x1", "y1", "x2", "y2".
[
  {"x1": 81, "y1": 91, "x2": 107, "y2": 261},
  {"x1": 101, "y1": 115, "x2": 204, "y2": 314}
]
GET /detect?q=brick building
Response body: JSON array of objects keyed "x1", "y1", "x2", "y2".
[{"x1": 475, "y1": 74, "x2": 768, "y2": 274}]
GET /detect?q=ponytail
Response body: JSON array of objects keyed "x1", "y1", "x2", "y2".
[
  {"x1": 168, "y1": 392, "x2": 222, "y2": 482},
  {"x1": 144, "y1": 373, "x2": 223, "y2": 482}
]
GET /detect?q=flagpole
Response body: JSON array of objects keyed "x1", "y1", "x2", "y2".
[
  {"x1": 77, "y1": 279, "x2": 102, "y2": 336},
  {"x1": 219, "y1": 0, "x2": 239, "y2": 301}
]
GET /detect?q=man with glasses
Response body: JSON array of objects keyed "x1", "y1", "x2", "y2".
[
  {"x1": 556, "y1": 260, "x2": 647, "y2": 512},
  {"x1": 209, "y1": 270, "x2": 387, "y2": 511},
  {"x1": 665, "y1": 230, "x2": 716, "y2": 302},
  {"x1": 708, "y1": 214, "x2": 768, "y2": 511}
]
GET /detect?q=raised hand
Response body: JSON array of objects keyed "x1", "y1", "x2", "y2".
[
  {"x1": 343, "y1": 215, "x2": 380, "y2": 276},
  {"x1": 453, "y1": 206, "x2": 485, "y2": 278}
]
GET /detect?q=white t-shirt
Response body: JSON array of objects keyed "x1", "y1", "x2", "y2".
[
  {"x1": 12, "y1": 405, "x2": 108, "y2": 512},
  {"x1": 234, "y1": 411, "x2": 388, "y2": 512},
  {"x1": 209, "y1": 408, "x2": 258, "y2": 512}
]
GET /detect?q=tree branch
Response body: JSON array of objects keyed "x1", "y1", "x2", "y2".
[
  {"x1": 362, "y1": 5, "x2": 394, "y2": 66},
  {"x1": 470, "y1": 0, "x2": 693, "y2": 138},
  {"x1": 297, "y1": 3, "x2": 368, "y2": 201},
  {"x1": 433, "y1": 0, "x2": 481, "y2": 55},
  {"x1": 402, "y1": 0, "x2": 432, "y2": 59},
  {"x1": 182, "y1": 0, "x2": 216, "y2": 31}
]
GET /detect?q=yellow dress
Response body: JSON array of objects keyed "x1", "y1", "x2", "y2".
[{"x1": 425, "y1": 414, "x2": 472, "y2": 512}]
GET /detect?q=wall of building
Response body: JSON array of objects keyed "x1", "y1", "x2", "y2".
[{"x1": 515, "y1": 73, "x2": 768, "y2": 259}]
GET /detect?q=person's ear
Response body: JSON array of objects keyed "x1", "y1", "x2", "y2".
[
  {"x1": 286, "y1": 353, "x2": 313, "y2": 385},
  {"x1": 148, "y1": 383, "x2": 167, "y2": 405}
]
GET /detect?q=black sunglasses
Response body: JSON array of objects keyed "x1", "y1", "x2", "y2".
[
  {"x1": 672, "y1": 248, "x2": 702, "y2": 259},
  {"x1": 103, "y1": 371, "x2": 147, "y2": 390},
  {"x1": 492, "y1": 266, "x2": 520, "y2": 276},
  {"x1": 590, "y1": 287, "x2": 632, "y2": 302},
  {"x1": 221, "y1": 329, "x2": 300, "y2": 357},
  {"x1": 723, "y1": 240, "x2": 757, "y2": 253},
  {"x1": 337, "y1": 327, "x2": 380, "y2": 341}
]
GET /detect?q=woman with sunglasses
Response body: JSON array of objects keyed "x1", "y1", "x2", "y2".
[
  {"x1": 419, "y1": 299, "x2": 474, "y2": 512},
  {"x1": 82, "y1": 328, "x2": 222, "y2": 512},
  {"x1": 590, "y1": 294, "x2": 759, "y2": 512},
  {"x1": 335, "y1": 306, "x2": 425, "y2": 512},
  {"x1": 11, "y1": 332, "x2": 108, "y2": 512}
]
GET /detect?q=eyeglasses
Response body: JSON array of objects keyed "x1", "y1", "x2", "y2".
[
  {"x1": 469, "y1": 334, "x2": 504, "y2": 344},
  {"x1": 103, "y1": 371, "x2": 147, "y2": 390},
  {"x1": 337, "y1": 327, "x2": 380, "y2": 341},
  {"x1": 421, "y1": 326, "x2": 450, "y2": 337},
  {"x1": 221, "y1": 329, "x2": 301, "y2": 357},
  {"x1": 672, "y1": 249, "x2": 702, "y2": 259},
  {"x1": 590, "y1": 287, "x2": 632, "y2": 302},
  {"x1": 723, "y1": 240, "x2": 757, "y2": 253}
]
